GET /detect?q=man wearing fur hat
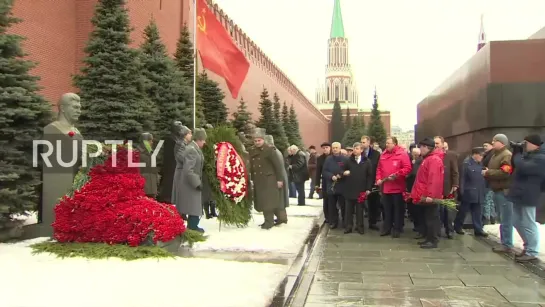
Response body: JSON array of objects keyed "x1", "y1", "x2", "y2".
[
  {"x1": 250, "y1": 128, "x2": 288, "y2": 229},
  {"x1": 483, "y1": 134, "x2": 514, "y2": 253},
  {"x1": 264, "y1": 135, "x2": 289, "y2": 210},
  {"x1": 177, "y1": 128, "x2": 207, "y2": 232}
]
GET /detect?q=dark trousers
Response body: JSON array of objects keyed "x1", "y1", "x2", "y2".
[
  {"x1": 294, "y1": 182, "x2": 306, "y2": 205},
  {"x1": 367, "y1": 192, "x2": 381, "y2": 225},
  {"x1": 407, "y1": 200, "x2": 421, "y2": 230},
  {"x1": 345, "y1": 199, "x2": 364, "y2": 231},
  {"x1": 328, "y1": 193, "x2": 346, "y2": 226},
  {"x1": 422, "y1": 204, "x2": 440, "y2": 243},
  {"x1": 454, "y1": 202, "x2": 484, "y2": 232},
  {"x1": 289, "y1": 181, "x2": 296, "y2": 198},
  {"x1": 382, "y1": 193, "x2": 405, "y2": 233},
  {"x1": 439, "y1": 205, "x2": 454, "y2": 235},
  {"x1": 308, "y1": 177, "x2": 316, "y2": 198},
  {"x1": 322, "y1": 192, "x2": 329, "y2": 222},
  {"x1": 412, "y1": 204, "x2": 426, "y2": 235}
]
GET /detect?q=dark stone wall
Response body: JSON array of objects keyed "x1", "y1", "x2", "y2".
[{"x1": 416, "y1": 40, "x2": 545, "y2": 223}]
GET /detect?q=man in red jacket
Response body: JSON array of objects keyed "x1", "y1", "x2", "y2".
[
  {"x1": 376, "y1": 136, "x2": 412, "y2": 237},
  {"x1": 411, "y1": 138, "x2": 445, "y2": 249}
]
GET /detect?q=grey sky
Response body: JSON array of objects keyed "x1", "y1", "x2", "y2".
[{"x1": 213, "y1": 0, "x2": 545, "y2": 130}]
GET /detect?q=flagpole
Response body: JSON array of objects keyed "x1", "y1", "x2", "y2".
[{"x1": 193, "y1": 0, "x2": 197, "y2": 130}]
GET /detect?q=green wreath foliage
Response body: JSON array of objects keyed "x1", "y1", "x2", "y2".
[{"x1": 202, "y1": 126, "x2": 252, "y2": 227}]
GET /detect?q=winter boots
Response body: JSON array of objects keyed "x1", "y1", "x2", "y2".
[{"x1": 203, "y1": 201, "x2": 218, "y2": 219}]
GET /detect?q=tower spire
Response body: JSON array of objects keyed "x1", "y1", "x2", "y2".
[
  {"x1": 477, "y1": 14, "x2": 486, "y2": 51},
  {"x1": 330, "y1": 0, "x2": 345, "y2": 38}
]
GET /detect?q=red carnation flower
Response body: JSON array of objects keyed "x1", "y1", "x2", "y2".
[{"x1": 68, "y1": 131, "x2": 75, "y2": 137}]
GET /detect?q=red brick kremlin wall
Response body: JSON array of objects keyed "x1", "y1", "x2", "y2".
[
  {"x1": 9, "y1": 0, "x2": 329, "y2": 148},
  {"x1": 193, "y1": 1, "x2": 330, "y2": 148}
]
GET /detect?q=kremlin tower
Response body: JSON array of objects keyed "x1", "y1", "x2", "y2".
[
  {"x1": 315, "y1": 0, "x2": 359, "y2": 117},
  {"x1": 478, "y1": 14, "x2": 486, "y2": 51}
]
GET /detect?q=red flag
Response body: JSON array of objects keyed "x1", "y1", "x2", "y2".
[{"x1": 196, "y1": 0, "x2": 250, "y2": 98}]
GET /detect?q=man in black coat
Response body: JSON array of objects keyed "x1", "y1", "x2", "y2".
[
  {"x1": 361, "y1": 136, "x2": 381, "y2": 230},
  {"x1": 342, "y1": 142, "x2": 374, "y2": 234},
  {"x1": 323, "y1": 142, "x2": 349, "y2": 229},
  {"x1": 315, "y1": 142, "x2": 331, "y2": 223},
  {"x1": 287, "y1": 145, "x2": 309, "y2": 206}
]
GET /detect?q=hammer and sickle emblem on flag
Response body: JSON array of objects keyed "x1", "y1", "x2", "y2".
[{"x1": 197, "y1": 8, "x2": 206, "y2": 32}]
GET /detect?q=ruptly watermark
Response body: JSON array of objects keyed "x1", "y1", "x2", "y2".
[{"x1": 32, "y1": 140, "x2": 164, "y2": 168}]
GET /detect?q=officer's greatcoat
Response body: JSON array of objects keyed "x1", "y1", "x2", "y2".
[{"x1": 249, "y1": 144, "x2": 284, "y2": 212}]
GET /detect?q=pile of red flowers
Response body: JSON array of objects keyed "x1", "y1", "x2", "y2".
[
  {"x1": 214, "y1": 142, "x2": 248, "y2": 203},
  {"x1": 52, "y1": 146, "x2": 185, "y2": 247}
]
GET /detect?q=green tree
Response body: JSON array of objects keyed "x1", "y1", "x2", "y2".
[
  {"x1": 272, "y1": 93, "x2": 288, "y2": 148},
  {"x1": 256, "y1": 88, "x2": 287, "y2": 153},
  {"x1": 343, "y1": 115, "x2": 365, "y2": 147},
  {"x1": 330, "y1": 99, "x2": 344, "y2": 142},
  {"x1": 74, "y1": 0, "x2": 153, "y2": 141},
  {"x1": 197, "y1": 71, "x2": 227, "y2": 126},
  {"x1": 281, "y1": 101, "x2": 290, "y2": 131},
  {"x1": 0, "y1": 0, "x2": 53, "y2": 224},
  {"x1": 367, "y1": 89, "x2": 387, "y2": 146},
  {"x1": 140, "y1": 19, "x2": 191, "y2": 140},
  {"x1": 174, "y1": 23, "x2": 203, "y2": 128},
  {"x1": 344, "y1": 106, "x2": 351, "y2": 132},
  {"x1": 231, "y1": 97, "x2": 253, "y2": 135},
  {"x1": 288, "y1": 103, "x2": 304, "y2": 148},
  {"x1": 174, "y1": 23, "x2": 193, "y2": 79}
]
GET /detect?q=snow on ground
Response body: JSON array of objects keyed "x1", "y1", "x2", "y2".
[
  {"x1": 0, "y1": 238, "x2": 289, "y2": 307},
  {"x1": 484, "y1": 223, "x2": 545, "y2": 262},
  {"x1": 195, "y1": 214, "x2": 318, "y2": 254}
]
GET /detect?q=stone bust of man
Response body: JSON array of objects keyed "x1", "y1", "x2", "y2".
[{"x1": 43, "y1": 93, "x2": 82, "y2": 136}]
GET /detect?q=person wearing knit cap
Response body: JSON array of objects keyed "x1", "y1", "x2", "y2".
[
  {"x1": 175, "y1": 127, "x2": 207, "y2": 232},
  {"x1": 506, "y1": 134, "x2": 545, "y2": 262},
  {"x1": 484, "y1": 133, "x2": 514, "y2": 253},
  {"x1": 249, "y1": 128, "x2": 288, "y2": 229}
]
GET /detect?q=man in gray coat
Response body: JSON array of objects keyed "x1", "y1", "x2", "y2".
[
  {"x1": 177, "y1": 128, "x2": 207, "y2": 232},
  {"x1": 172, "y1": 122, "x2": 191, "y2": 217},
  {"x1": 265, "y1": 135, "x2": 289, "y2": 210}
]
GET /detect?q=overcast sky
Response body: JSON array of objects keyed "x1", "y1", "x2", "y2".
[{"x1": 213, "y1": 0, "x2": 545, "y2": 130}]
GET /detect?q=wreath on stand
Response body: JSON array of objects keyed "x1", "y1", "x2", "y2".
[{"x1": 202, "y1": 126, "x2": 252, "y2": 228}]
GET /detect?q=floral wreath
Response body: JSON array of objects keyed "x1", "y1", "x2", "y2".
[{"x1": 213, "y1": 142, "x2": 248, "y2": 203}]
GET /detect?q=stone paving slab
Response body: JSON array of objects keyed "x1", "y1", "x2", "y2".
[{"x1": 302, "y1": 225, "x2": 545, "y2": 306}]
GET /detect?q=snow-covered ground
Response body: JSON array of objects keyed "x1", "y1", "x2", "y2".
[
  {"x1": 0, "y1": 238, "x2": 288, "y2": 307},
  {"x1": 484, "y1": 223, "x2": 545, "y2": 262}
]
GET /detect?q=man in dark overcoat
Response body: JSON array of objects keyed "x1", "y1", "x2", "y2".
[
  {"x1": 434, "y1": 137, "x2": 459, "y2": 239},
  {"x1": 249, "y1": 128, "x2": 287, "y2": 229},
  {"x1": 315, "y1": 142, "x2": 331, "y2": 222},
  {"x1": 361, "y1": 135, "x2": 381, "y2": 230},
  {"x1": 454, "y1": 147, "x2": 488, "y2": 236},
  {"x1": 137, "y1": 132, "x2": 159, "y2": 198}
]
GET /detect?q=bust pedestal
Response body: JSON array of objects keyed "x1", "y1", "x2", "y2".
[{"x1": 24, "y1": 122, "x2": 83, "y2": 238}]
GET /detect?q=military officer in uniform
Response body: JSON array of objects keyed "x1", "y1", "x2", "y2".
[{"x1": 249, "y1": 128, "x2": 288, "y2": 229}]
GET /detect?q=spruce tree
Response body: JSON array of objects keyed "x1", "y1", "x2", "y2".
[
  {"x1": 73, "y1": 0, "x2": 153, "y2": 141},
  {"x1": 331, "y1": 99, "x2": 344, "y2": 142},
  {"x1": 368, "y1": 89, "x2": 387, "y2": 146},
  {"x1": 256, "y1": 88, "x2": 287, "y2": 152},
  {"x1": 140, "y1": 19, "x2": 191, "y2": 140},
  {"x1": 0, "y1": 0, "x2": 53, "y2": 221},
  {"x1": 174, "y1": 22, "x2": 204, "y2": 128},
  {"x1": 272, "y1": 93, "x2": 288, "y2": 148},
  {"x1": 281, "y1": 101, "x2": 290, "y2": 131},
  {"x1": 343, "y1": 115, "x2": 365, "y2": 147},
  {"x1": 288, "y1": 103, "x2": 304, "y2": 148},
  {"x1": 231, "y1": 97, "x2": 253, "y2": 135},
  {"x1": 344, "y1": 106, "x2": 351, "y2": 131},
  {"x1": 174, "y1": 23, "x2": 193, "y2": 79},
  {"x1": 197, "y1": 71, "x2": 227, "y2": 126}
]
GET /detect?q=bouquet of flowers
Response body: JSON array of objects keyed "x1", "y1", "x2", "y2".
[{"x1": 357, "y1": 192, "x2": 368, "y2": 203}]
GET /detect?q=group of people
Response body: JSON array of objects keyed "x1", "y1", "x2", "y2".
[
  {"x1": 306, "y1": 133, "x2": 544, "y2": 257},
  {"x1": 146, "y1": 122, "x2": 543, "y2": 260}
]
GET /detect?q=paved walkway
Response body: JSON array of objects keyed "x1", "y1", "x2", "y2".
[{"x1": 302, "y1": 225, "x2": 545, "y2": 307}]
